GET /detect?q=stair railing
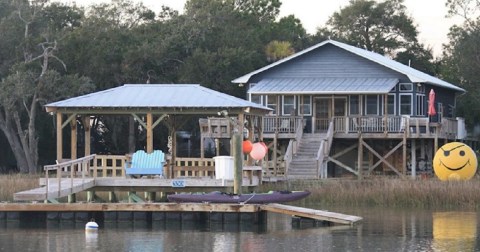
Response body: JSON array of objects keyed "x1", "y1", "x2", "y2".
[
  {"x1": 316, "y1": 121, "x2": 334, "y2": 178},
  {"x1": 284, "y1": 118, "x2": 305, "y2": 177}
]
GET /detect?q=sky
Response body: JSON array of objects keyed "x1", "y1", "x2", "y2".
[{"x1": 62, "y1": 0, "x2": 464, "y2": 57}]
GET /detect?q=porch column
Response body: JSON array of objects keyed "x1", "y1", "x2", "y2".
[
  {"x1": 83, "y1": 116, "x2": 91, "y2": 156},
  {"x1": 56, "y1": 112, "x2": 63, "y2": 161},
  {"x1": 146, "y1": 113, "x2": 153, "y2": 153},
  {"x1": 70, "y1": 119, "x2": 77, "y2": 160}
]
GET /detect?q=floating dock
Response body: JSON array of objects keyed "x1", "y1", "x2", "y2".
[{"x1": 0, "y1": 202, "x2": 362, "y2": 225}]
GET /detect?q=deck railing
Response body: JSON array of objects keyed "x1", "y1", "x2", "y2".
[
  {"x1": 172, "y1": 158, "x2": 215, "y2": 178},
  {"x1": 263, "y1": 116, "x2": 303, "y2": 133},
  {"x1": 44, "y1": 154, "x2": 96, "y2": 199}
]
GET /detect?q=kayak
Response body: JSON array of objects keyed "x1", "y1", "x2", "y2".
[{"x1": 167, "y1": 190, "x2": 310, "y2": 204}]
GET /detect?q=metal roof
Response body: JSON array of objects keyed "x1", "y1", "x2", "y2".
[
  {"x1": 45, "y1": 84, "x2": 271, "y2": 114},
  {"x1": 232, "y1": 40, "x2": 465, "y2": 93},
  {"x1": 249, "y1": 78, "x2": 399, "y2": 94}
]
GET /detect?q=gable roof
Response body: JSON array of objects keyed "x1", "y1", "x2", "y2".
[
  {"x1": 45, "y1": 84, "x2": 271, "y2": 115},
  {"x1": 232, "y1": 40, "x2": 465, "y2": 93}
]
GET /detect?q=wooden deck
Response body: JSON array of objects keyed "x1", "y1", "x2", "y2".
[{"x1": 260, "y1": 203, "x2": 362, "y2": 225}]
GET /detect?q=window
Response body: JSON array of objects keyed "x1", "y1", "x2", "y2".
[
  {"x1": 365, "y1": 95, "x2": 379, "y2": 115},
  {"x1": 349, "y1": 95, "x2": 360, "y2": 115},
  {"x1": 416, "y1": 94, "x2": 425, "y2": 116},
  {"x1": 266, "y1": 95, "x2": 278, "y2": 115},
  {"x1": 299, "y1": 95, "x2": 312, "y2": 115},
  {"x1": 250, "y1": 94, "x2": 262, "y2": 105},
  {"x1": 387, "y1": 94, "x2": 395, "y2": 115},
  {"x1": 399, "y1": 94, "x2": 412, "y2": 115},
  {"x1": 399, "y1": 83, "x2": 413, "y2": 92},
  {"x1": 282, "y1": 95, "x2": 295, "y2": 115}
]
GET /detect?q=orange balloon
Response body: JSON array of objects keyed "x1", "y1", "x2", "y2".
[{"x1": 242, "y1": 140, "x2": 253, "y2": 154}]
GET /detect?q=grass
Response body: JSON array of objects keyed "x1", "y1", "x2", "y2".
[
  {"x1": 259, "y1": 177, "x2": 480, "y2": 209},
  {"x1": 0, "y1": 173, "x2": 40, "y2": 202},
  {"x1": 3, "y1": 174, "x2": 480, "y2": 209}
]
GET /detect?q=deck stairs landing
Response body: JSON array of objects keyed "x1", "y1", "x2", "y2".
[{"x1": 287, "y1": 133, "x2": 327, "y2": 179}]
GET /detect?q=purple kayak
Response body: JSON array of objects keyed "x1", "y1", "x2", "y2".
[{"x1": 167, "y1": 190, "x2": 311, "y2": 204}]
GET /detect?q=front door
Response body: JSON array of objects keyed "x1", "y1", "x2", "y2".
[{"x1": 314, "y1": 97, "x2": 347, "y2": 132}]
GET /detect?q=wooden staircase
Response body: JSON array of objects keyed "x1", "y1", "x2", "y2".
[{"x1": 287, "y1": 133, "x2": 327, "y2": 179}]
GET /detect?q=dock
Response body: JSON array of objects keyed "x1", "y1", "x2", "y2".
[{"x1": 0, "y1": 202, "x2": 362, "y2": 225}]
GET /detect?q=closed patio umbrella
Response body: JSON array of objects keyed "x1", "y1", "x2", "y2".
[{"x1": 428, "y1": 89, "x2": 436, "y2": 117}]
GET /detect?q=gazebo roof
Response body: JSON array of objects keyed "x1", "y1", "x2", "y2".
[{"x1": 45, "y1": 84, "x2": 271, "y2": 115}]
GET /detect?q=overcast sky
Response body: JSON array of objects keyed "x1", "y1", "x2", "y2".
[{"x1": 62, "y1": 0, "x2": 464, "y2": 57}]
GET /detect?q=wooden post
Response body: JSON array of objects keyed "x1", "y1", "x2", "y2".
[
  {"x1": 200, "y1": 135, "x2": 204, "y2": 159},
  {"x1": 68, "y1": 193, "x2": 76, "y2": 203},
  {"x1": 402, "y1": 132, "x2": 407, "y2": 176},
  {"x1": 56, "y1": 112, "x2": 63, "y2": 161},
  {"x1": 83, "y1": 116, "x2": 91, "y2": 156},
  {"x1": 233, "y1": 132, "x2": 243, "y2": 195},
  {"x1": 146, "y1": 113, "x2": 153, "y2": 153},
  {"x1": 411, "y1": 140, "x2": 416, "y2": 178},
  {"x1": 358, "y1": 136, "x2": 363, "y2": 180},
  {"x1": 70, "y1": 119, "x2": 77, "y2": 160},
  {"x1": 232, "y1": 113, "x2": 244, "y2": 194}
]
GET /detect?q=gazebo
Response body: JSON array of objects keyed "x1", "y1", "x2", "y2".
[{"x1": 45, "y1": 84, "x2": 271, "y2": 185}]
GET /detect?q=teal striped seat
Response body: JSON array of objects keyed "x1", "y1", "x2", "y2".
[{"x1": 125, "y1": 150, "x2": 165, "y2": 177}]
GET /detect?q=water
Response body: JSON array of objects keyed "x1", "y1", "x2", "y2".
[{"x1": 0, "y1": 207, "x2": 478, "y2": 252}]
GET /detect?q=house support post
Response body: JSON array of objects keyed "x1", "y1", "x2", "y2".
[
  {"x1": 411, "y1": 140, "x2": 416, "y2": 178},
  {"x1": 357, "y1": 136, "x2": 363, "y2": 180}
]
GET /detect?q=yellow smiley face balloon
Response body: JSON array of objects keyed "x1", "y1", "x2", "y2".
[{"x1": 433, "y1": 142, "x2": 477, "y2": 181}]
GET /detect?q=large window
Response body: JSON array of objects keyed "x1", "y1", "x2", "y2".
[
  {"x1": 266, "y1": 95, "x2": 278, "y2": 115},
  {"x1": 350, "y1": 95, "x2": 360, "y2": 115},
  {"x1": 399, "y1": 94, "x2": 412, "y2": 115},
  {"x1": 299, "y1": 95, "x2": 312, "y2": 115},
  {"x1": 365, "y1": 95, "x2": 379, "y2": 115},
  {"x1": 282, "y1": 95, "x2": 295, "y2": 115},
  {"x1": 387, "y1": 94, "x2": 396, "y2": 115},
  {"x1": 416, "y1": 94, "x2": 425, "y2": 116}
]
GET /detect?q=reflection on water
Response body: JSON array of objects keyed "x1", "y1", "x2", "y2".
[
  {"x1": 433, "y1": 212, "x2": 477, "y2": 252},
  {"x1": 0, "y1": 208, "x2": 479, "y2": 251}
]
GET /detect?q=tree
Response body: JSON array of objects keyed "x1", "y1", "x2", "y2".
[
  {"x1": 317, "y1": 0, "x2": 418, "y2": 56},
  {"x1": 0, "y1": 1, "x2": 93, "y2": 173},
  {"x1": 442, "y1": 0, "x2": 480, "y2": 129}
]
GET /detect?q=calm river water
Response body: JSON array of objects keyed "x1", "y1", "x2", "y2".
[{"x1": 0, "y1": 206, "x2": 478, "y2": 252}]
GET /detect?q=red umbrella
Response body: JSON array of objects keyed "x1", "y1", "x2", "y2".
[{"x1": 428, "y1": 89, "x2": 436, "y2": 116}]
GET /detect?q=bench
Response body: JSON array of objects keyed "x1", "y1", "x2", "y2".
[{"x1": 125, "y1": 150, "x2": 165, "y2": 177}]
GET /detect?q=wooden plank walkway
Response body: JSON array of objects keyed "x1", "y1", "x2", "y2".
[
  {"x1": 260, "y1": 203, "x2": 362, "y2": 225},
  {"x1": 14, "y1": 178, "x2": 95, "y2": 201}
]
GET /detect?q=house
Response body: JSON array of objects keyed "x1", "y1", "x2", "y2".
[{"x1": 231, "y1": 39, "x2": 468, "y2": 179}]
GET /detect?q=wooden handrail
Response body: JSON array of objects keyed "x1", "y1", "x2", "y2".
[{"x1": 44, "y1": 154, "x2": 96, "y2": 200}]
